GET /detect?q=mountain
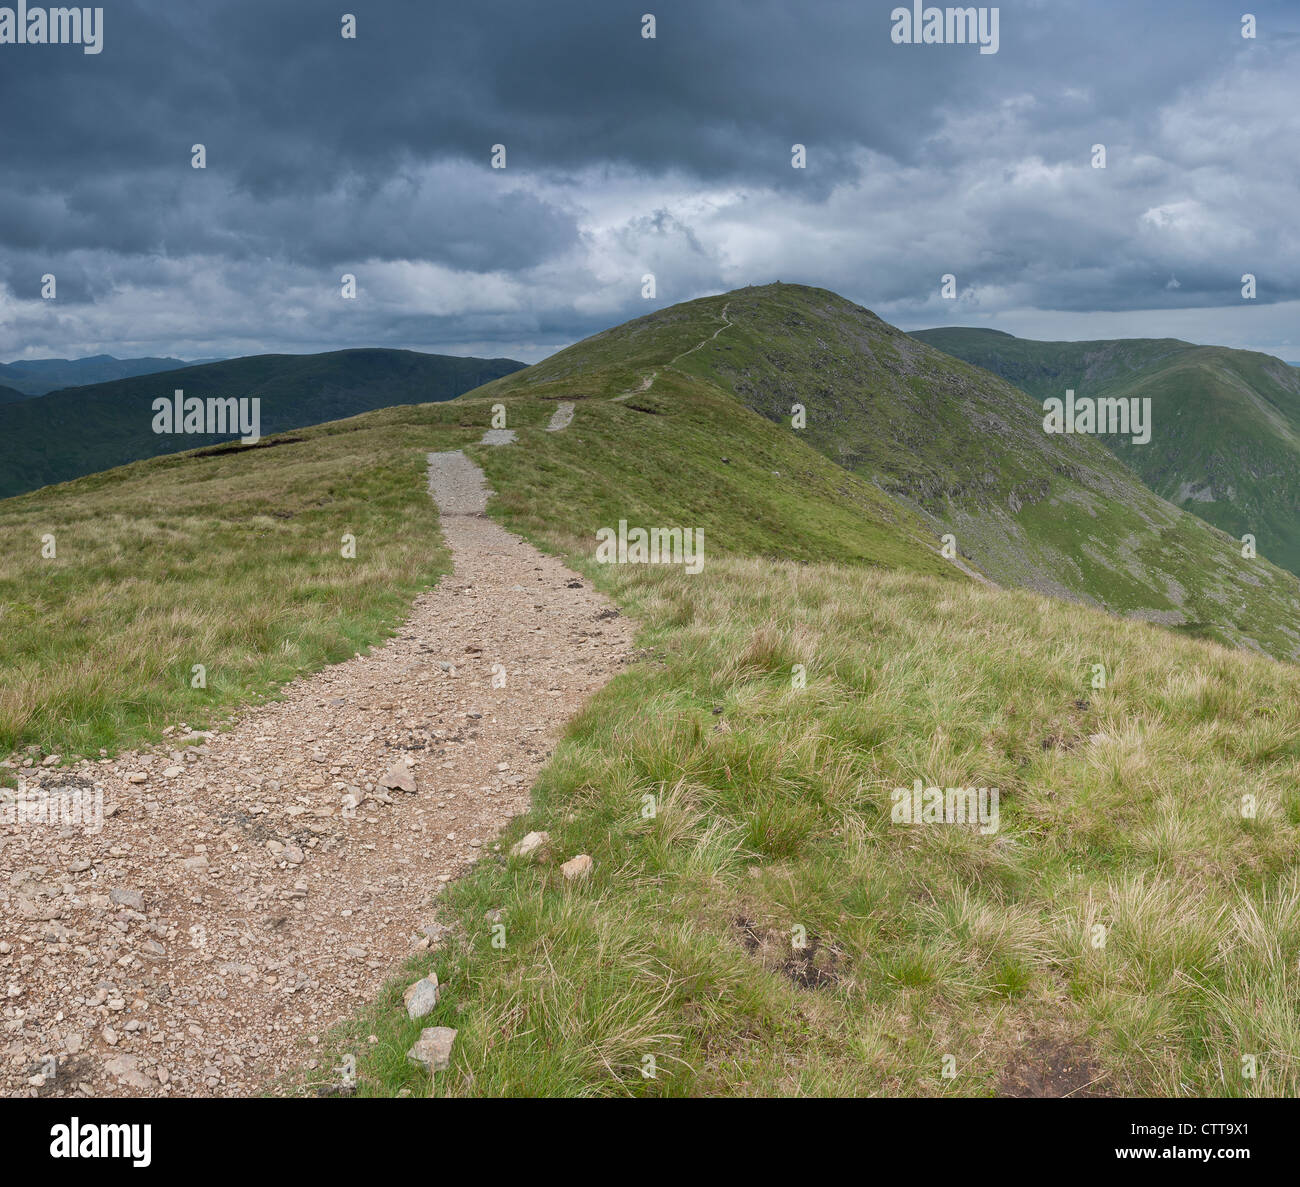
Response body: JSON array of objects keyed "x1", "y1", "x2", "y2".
[
  {"x1": 913, "y1": 326, "x2": 1300, "y2": 576},
  {"x1": 0, "y1": 349, "x2": 526, "y2": 498},
  {"x1": 0, "y1": 383, "x2": 27, "y2": 405},
  {"x1": 473, "y1": 283, "x2": 1300, "y2": 662},
  {"x1": 0, "y1": 354, "x2": 221, "y2": 397}
]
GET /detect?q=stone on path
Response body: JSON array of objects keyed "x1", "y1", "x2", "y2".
[{"x1": 379, "y1": 760, "x2": 417, "y2": 793}]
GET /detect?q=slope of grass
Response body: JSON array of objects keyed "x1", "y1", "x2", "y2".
[
  {"x1": 0, "y1": 362, "x2": 952, "y2": 765},
  {"x1": 462, "y1": 371, "x2": 954, "y2": 576},
  {"x1": 909, "y1": 326, "x2": 1194, "y2": 406},
  {"x1": 312, "y1": 550, "x2": 1300, "y2": 1098},
  {"x1": 477, "y1": 284, "x2": 1300, "y2": 663},
  {"x1": 0, "y1": 409, "x2": 469, "y2": 763},
  {"x1": 0, "y1": 349, "x2": 525, "y2": 499}
]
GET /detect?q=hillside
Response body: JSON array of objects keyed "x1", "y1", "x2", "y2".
[
  {"x1": 0, "y1": 349, "x2": 526, "y2": 499},
  {"x1": 0, "y1": 383, "x2": 26, "y2": 405},
  {"x1": 913, "y1": 327, "x2": 1300, "y2": 576},
  {"x1": 0, "y1": 354, "x2": 216, "y2": 397},
  {"x1": 0, "y1": 360, "x2": 953, "y2": 759},
  {"x1": 908, "y1": 327, "x2": 1194, "y2": 404},
  {"x1": 475, "y1": 284, "x2": 1300, "y2": 663}
]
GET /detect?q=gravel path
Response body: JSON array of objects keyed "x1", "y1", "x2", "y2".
[{"x1": 0, "y1": 452, "x2": 633, "y2": 1098}]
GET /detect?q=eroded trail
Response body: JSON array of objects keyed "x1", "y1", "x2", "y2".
[{"x1": 1, "y1": 452, "x2": 633, "y2": 1098}]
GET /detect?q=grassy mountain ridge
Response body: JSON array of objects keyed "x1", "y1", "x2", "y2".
[
  {"x1": 909, "y1": 327, "x2": 1195, "y2": 404},
  {"x1": 477, "y1": 284, "x2": 1300, "y2": 663},
  {"x1": 913, "y1": 326, "x2": 1300, "y2": 576},
  {"x1": 0, "y1": 349, "x2": 526, "y2": 499}
]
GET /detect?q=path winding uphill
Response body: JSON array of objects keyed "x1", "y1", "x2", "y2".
[
  {"x1": 613, "y1": 301, "x2": 733, "y2": 400},
  {"x1": 0, "y1": 453, "x2": 633, "y2": 1098}
]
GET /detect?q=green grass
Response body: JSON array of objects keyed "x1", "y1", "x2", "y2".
[
  {"x1": 0, "y1": 407, "x2": 473, "y2": 763},
  {"x1": 0, "y1": 352, "x2": 953, "y2": 767},
  {"x1": 476, "y1": 284, "x2": 1300, "y2": 664},
  {"x1": 306, "y1": 552, "x2": 1300, "y2": 1098}
]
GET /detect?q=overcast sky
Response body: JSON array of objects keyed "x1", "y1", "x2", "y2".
[{"x1": 1, "y1": 0, "x2": 1297, "y2": 364}]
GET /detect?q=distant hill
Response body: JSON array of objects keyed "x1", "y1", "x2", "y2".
[
  {"x1": 0, "y1": 354, "x2": 221, "y2": 397},
  {"x1": 0, "y1": 383, "x2": 27, "y2": 405},
  {"x1": 0, "y1": 349, "x2": 526, "y2": 498},
  {"x1": 912, "y1": 326, "x2": 1300, "y2": 576}
]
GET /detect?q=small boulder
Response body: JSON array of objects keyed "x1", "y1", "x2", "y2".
[
  {"x1": 403, "y1": 974, "x2": 440, "y2": 1020},
  {"x1": 407, "y1": 1026, "x2": 457, "y2": 1074},
  {"x1": 561, "y1": 854, "x2": 593, "y2": 881},
  {"x1": 510, "y1": 830, "x2": 549, "y2": 858}
]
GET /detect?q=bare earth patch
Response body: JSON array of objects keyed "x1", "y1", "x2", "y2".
[
  {"x1": 0, "y1": 451, "x2": 633, "y2": 1097},
  {"x1": 997, "y1": 1034, "x2": 1108, "y2": 1098}
]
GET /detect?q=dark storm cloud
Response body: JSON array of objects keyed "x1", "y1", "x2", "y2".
[{"x1": 1, "y1": 0, "x2": 1297, "y2": 359}]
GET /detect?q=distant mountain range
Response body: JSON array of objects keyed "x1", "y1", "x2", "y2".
[
  {"x1": 911, "y1": 326, "x2": 1300, "y2": 577},
  {"x1": 0, "y1": 354, "x2": 222, "y2": 397},
  {"x1": 0, "y1": 349, "x2": 525, "y2": 498}
]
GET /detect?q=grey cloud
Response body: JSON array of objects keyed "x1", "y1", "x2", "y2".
[{"x1": 1, "y1": 0, "x2": 1298, "y2": 360}]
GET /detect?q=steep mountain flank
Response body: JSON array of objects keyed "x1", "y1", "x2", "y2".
[{"x1": 914, "y1": 326, "x2": 1300, "y2": 576}]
